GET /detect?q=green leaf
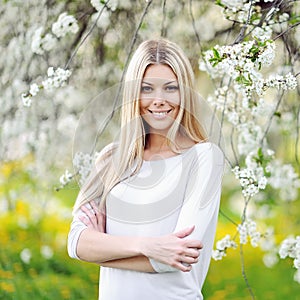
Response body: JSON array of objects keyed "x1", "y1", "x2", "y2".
[
  {"x1": 274, "y1": 111, "x2": 281, "y2": 117},
  {"x1": 212, "y1": 47, "x2": 221, "y2": 59},
  {"x1": 257, "y1": 148, "x2": 263, "y2": 160}
]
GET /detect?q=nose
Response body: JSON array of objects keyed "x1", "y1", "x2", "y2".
[
  {"x1": 153, "y1": 98, "x2": 166, "y2": 106},
  {"x1": 152, "y1": 89, "x2": 166, "y2": 106}
]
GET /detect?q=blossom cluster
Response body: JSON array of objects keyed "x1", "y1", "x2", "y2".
[
  {"x1": 237, "y1": 219, "x2": 261, "y2": 247},
  {"x1": 212, "y1": 234, "x2": 237, "y2": 260},
  {"x1": 42, "y1": 67, "x2": 72, "y2": 90},
  {"x1": 31, "y1": 27, "x2": 56, "y2": 55},
  {"x1": 31, "y1": 12, "x2": 78, "y2": 55},
  {"x1": 232, "y1": 165, "x2": 267, "y2": 197},
  {"x1": 73, "y1": 152, "x2": 95, "y2": 186},
  {"x1": 52, "y1": 12, "x2": 79, "y2": 38},
  {"x1": 21, "y1": 67, "x2": 72, "y2": 107},
  {"x1": 59, "y1": 169, "x2": 73, "y2": 186},
  {"x1": 264, "y1": 73, "x2": 298, "y2": 91},
  {"x1": 200, "y1": 41, "x2": 275, "y2": 82},
  {"x1": 20, "y1": 245, "x2": 53, "y2": 264},
  {"x1": 90, "y1": 0, "x2": 119, "y2": 12},
  {"x1": 279, "y1": 236, "x2": 300, "y2": 271},
  {"x1": 200, "y1": 41, "x2": 297, "y2": 112},
  {"x1": 268, "y1": 160, "x2": 300, "y2": 202},
  {"x1": 217, "y1": 0, "x2": 291, "y2": 34},
  {"x1": 259, "y1": 227, "x2": 279, "y2": 268}
]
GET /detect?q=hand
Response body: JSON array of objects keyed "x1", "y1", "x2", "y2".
[
  {"x1": 79, "y1": 200, "x2": 106, "y2": 233},
  {"x1": 142, "y1": 226, "x2": 202, "y2": 272}
]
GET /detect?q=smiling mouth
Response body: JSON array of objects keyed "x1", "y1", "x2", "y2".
[{"x1": 148, "y1": 109, "x2": 172, "y2": 116}]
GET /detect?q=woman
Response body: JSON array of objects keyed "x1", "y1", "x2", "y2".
[{"x1": 68, "y1": 38, "x2": 224, "y2": 300}]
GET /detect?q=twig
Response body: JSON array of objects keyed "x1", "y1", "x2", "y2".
[
  {"x1": 240, "y1": 243, "x2": 256, "y2": 299},
  {"x1": 219, "y1": 209, "x2": 239, "y2": 227},
  {"x1": 233, "y1": 0, "x2": 254, "y2": 44},
  {"x1": 189, "y1": 0, "x2": 201, "y2": 53},
  {"x1": 64, "y1": 1, "x2": 111, "y2": 69},
  {"x1": 260, "y1": 91, "x2": 285, "y2": 146},
  {"x1": 230, "y1": 125, "x2": 239, "y2": 166},
  {"x1": 274, "y1": 22, "x2": 300, "y2": 41},
  {"x1": 161, "y1": 0, "x2": 167, "y2": 37},
  {"x1": 295, "y1": 99, "x2": 300, "y2": 170},
  {"x1": 88, "y1": 0, "x2": 154, "y2": 155}
]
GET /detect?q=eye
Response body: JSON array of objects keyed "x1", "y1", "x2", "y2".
[
  {"x1": 141, "y1": 85, "x2": 153, "y2": 93},
  {"x1": 165, "y1": 85, "x2": 179, "y2": 92}
]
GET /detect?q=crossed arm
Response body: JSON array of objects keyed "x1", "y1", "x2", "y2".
[
  {"x1": 68, "y1": 143, "x2": 224, "y2": 274},
  {"x1": 72, "y1": 201, "x2": 201, "y2": 273}
]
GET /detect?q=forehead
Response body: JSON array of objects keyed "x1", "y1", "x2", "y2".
[{"x1": 143, "y1": 64, "x2": 177, "y2": 81}]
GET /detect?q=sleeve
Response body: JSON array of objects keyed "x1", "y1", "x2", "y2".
[
  {"x1": 67, "y1": 143, "x2": 115, "y2": 259},
  {"x1": 149, "y1": 143, "x2": 224, "y2": 273},
  {"x1": 67, "y1": 202, "x2": 96, "y2": 259}
]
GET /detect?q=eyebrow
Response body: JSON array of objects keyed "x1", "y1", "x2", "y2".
[{"x1": 141, "y1": 80, "x2": 178, "y2": 86}]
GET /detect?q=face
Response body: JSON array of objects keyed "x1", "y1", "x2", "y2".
[{"x1": 139, "y1": 64, "x2": 180, "y2": 134}]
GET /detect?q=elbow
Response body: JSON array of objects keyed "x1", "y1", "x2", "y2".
[
  {"x1": 67, "y1": 231, "x2": 81, "y2": 260},
  {"x1": 67, "y1": 224, "x2": 88, "y2": 260}
]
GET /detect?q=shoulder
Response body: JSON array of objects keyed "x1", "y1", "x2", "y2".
[
  {"x1": 95, "y1": 142, "x2": 117, "y2": 165},
  {"x1": 192, "y1": 142, "x2": 224, "y2": 166}
]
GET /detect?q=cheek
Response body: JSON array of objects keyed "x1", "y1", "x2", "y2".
[
  {"x1": 139, "y1": 99, "x2": 148, "y2": 110},
  {"x1": 168, "y1": 91, "x2": 180, "y2": 106}
]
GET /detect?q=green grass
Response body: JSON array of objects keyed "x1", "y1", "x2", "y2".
[
  {"x1": 1, "y1": 159, "x2": 300, "y2": 299},
  {"x1": 203, "y1": 247, "x2": 300, "y2": 299}
]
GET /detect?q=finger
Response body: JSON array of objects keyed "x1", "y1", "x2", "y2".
[
  {"x1": 174, "y1": 226, "x2": 195, "y2": 239},
  {"x1": 181, "y1": 256, "x2": 198, "y2": 265},
  {"x1": 90, "y1": 201, "x2": 100, "y2": 215},
  {"x1": 81, "y1": 206, "x2": 98, "y2": 224},
  {"x1": 79, "y1": 215, "x2": 91, "y2": 226},
  {"x1": 184, "y1": 240, "x2": 203, "y2": 250},
  {"x1": 178, "y1": 262, "x2": 192, "y2": 272},
  {"x1": 183, "y1": 248, "x2": 200, "y2": 259}
]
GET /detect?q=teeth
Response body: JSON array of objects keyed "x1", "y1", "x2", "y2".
[{"x1": 152, "y1": 111, "x2": 168, "y2": 116}]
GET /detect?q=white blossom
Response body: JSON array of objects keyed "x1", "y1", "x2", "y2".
[
  {"x1": 257, "y1": 42, "x2": 275, "y2": 66},
  {"x1": 268, "y1": 160, "x2": 300, "y2": 201},
  {"x1": 91, "y1": 0, "x2": 105, "y2": 11},
  {"x1": 279, "y1": 236, "x2": 300, "y2": 284},
  {"x1": 91, "y1": 0, "x2": 118, "y2": 11},
  {"x1": 73, "y1": 152, "x2": 96, "y2": 185},
  {"x1": 237, "y1": 219, "x2": 261, "y2": 246},
  {"x1": 42, "y1": 67, "x2": 72, "y2": 90},
  {"x1": 252, "y1": 26, "x2": 273, "y2": 42},
  {"x1": 294, "y1": 269, "x2": 300, "y2": 284},
  {"x1": 52, "y1": 12, "x2": 79, "y2": 38},
  {"x1": 263, "y1": 253, "x2": 278, "y2": 268},
  {"x1": 279, "y1": 236, "x2": 300, "y2": 261},
  {"x1": 20, "y1": 248, "x2": 32, "y2": 264},
  {"x1": 40, "y1": 245, "x2": 54, "y2": 259},
  {"x1": 265, "y1": 72, "x2": 298, "y2": 90},
  {"x1": 279, "y1": 13, "x2": 289, "y2": 23},
  {"x1": 212, "y1": 234, "x2": 237, "y2": 261},
  {"x1": 21, "y1": 93, "x2": 32, "y2": 107},
  {"x1": 29, "y1": 83, "x2": 39, "y2": 96},
  {"x1": 31, "y1": 27, "x2": 56, "y2": 55},
  {"x1": 59, "y1": 169, "x2": 73, "y2": 186}
]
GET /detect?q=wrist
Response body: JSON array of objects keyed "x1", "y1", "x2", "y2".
[{"x1": 137, "y1": 236, "x2": 154, "y2": 258}]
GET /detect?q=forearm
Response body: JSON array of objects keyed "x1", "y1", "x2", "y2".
[
  {"x1": 77, "y1": 228, "x2": 145, "y2": 263},
  {"x1": 70, "y1": 211, "x2": 201, "y2": 272},
  {"x1": 100, "y1": 255, "x2": 156, "y2": 273}
]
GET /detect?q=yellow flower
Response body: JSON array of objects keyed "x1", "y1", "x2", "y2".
[{"x1": 0, "y1": 281, "x2": 15, "y2": 293}]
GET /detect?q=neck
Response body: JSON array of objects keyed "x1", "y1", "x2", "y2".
[{"x1": 146, "y1": 132, "x2": 171, "y2": 151}]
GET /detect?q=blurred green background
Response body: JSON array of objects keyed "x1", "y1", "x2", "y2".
[
  {"x1": 1, "y1": 0, "x2": 300, "y2": 299},
  {"x1": 1, "y1": 158, "x2": 300, "y2": 300}
]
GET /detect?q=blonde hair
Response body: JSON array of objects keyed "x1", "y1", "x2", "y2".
[{"x1": 73, "y1": 38, "x2": 207, "y2": 213}]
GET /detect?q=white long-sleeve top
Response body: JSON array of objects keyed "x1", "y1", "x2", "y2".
[{"x1": 68, "y1": 142, "x2": 224, "y2": 300}]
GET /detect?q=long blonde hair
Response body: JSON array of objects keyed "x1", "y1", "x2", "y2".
[{"x1": 73, "y1": 38, "x2": 207, "y2": 213}]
